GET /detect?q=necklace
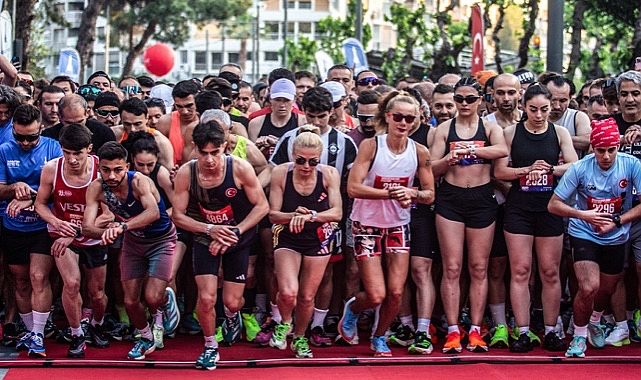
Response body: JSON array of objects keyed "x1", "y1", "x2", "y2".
[
  {"x1": 199, "y1": 164, "x2": 223, "y2": 181},
  {"x1": 524, "y1": 122, "x2": 546, "y2": 134}
]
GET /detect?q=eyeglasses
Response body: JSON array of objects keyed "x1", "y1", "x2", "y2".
[
  {"x1": 357, "y1": 77, "x2": 379, "y2": 86},
  {"x1": 95, "y1": 109, "x2": 119, "y2": 118},
  {"x1": 601, "y1": 78, "x2": 615, "y2": 90},
  {"x1": 387, "y1": 112, "x2": 417, "y2": 123},
  {"x1": 357, "y1": 114, "x2": 375, "y2": 124},
  {"x1": 121, "y1": 85, "x2": 142, "y2": 94},
  {"x1": 13, "y1": 128, "x2": 40, "y2": 142},
  {"x1": 453, "y1": 94, "x2": 481, "y2": 104},
  {"x1": 78, "y1": 85, "x2": 101, "y2": 96},
  {"x1": 20, "y1": 78, "x2": 33, "y2": 86},
  {"x1": 144, "y1": 97, "x2": 165, "y2": 107},
  {"x1": 295, "y1": 156, "x2": 319, "y2": 166}
]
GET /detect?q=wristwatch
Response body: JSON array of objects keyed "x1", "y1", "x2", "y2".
[
  {"x1": 613, "y1": 215, "x2": 622, "y2": 228},
  {"x1": 547, "y1": 166, "x2": 555, "y2": 175},
  {"x1": 119, "y1": 222, "x2": 128, "y2": 232},
  {"x1": 206, "y1": 224, "x2": 214, "y2": 236},
  {"x1": 309, "y1": 210, "x2": 318, "y2": 222}
]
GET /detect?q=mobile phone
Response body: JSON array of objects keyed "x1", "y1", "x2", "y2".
[{"x1": 635, "y1": 57, "x2": 641, "y2": 71}]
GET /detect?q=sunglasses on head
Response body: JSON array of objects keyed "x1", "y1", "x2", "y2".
[
  {"x1": 144, "y1": 97, "x2": 164, "y2": 107},
  {"x1": 357, "y1": 114, "x2": 375, "y2": 123},
  {"x1": 357, "y1": 77, "x2": 379, "y2": 86},
  {"x1": 13, "y1": 128, "x2": 40, "y2": 142},
  {"x1": 95, "y1": 109, "x2": 119, "y2": 118},
  {"x1": 295, "y1": 156, "x2": 319, "y2": 166},
  {"x1": 601, "y1": 78, "x2": 615, "y2": 90},
  {"x1": 453, "y1": 94, "x2": 481, "y2": 104},
  {"x1": 121, "y1": 85, "x2": 142, "y2": 94},
  {"x1": 387, "y1": 112, "x2": 416, "y2": 123},
  {"x1": 77, "y1": 85, "x2": 101, "y2": 95}
]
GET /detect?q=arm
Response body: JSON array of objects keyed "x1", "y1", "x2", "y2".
[
  {"x1": 479, "y1": 121, "x2": 509, "y2": 160},
  {"x1": 268, "y1": 164, "x2": 291, "y2": 224},
  {"x1": 0, "y1": 55, "x2": 17, "y2": 87},
  {"x1": 571, "y1": 111, "x2": 591, "y2": 151},
  {"x1": 257, "y1": 163, "x2": 273, "y2": 190},
  {"x1": 154, "y1": 132, "x2": 175, "y2": 170},
  {"x1": 230, "y1": 122, "x2": 248, "y2": 138},
  {"x1": 493, "y1": 125, "x2": 517, "y2": 181},
  {"x1": 157, "y1": 165, "x2": 175, "y2": 217},
  {"x1": 245, "y1": 139, "x2": 269, "y2": 176},
  {"x1": 248, "y1": 116, "x2": 263, "y2": 142},
  {"x1": 346, "y1": 138, "x2": 389, "y2": 200},
  {"x1": 414, "y1": 144, "x2": 435, "y2": 205},
  {"x1": 181, "y1": 120, "x2": 198, "y2": 164},
  {"x1": 34, "y1": 161, "x2": 77, "y2": 237},
  {"x1": 156, "y1": 114, "x2": 172, "y2": 137},
  {"x1": 82, "y1": 180, "x2": 108, "y2": 239},
  {"x1": 428, "y1": 122, "x2": 455, "y2": 177},
  {"x1": 232, "y1": 157, "x2": 270, "y2": 235},
  {"x1": 548, "y1": 193, "x2": 612, "y2": 226},
  {"x1": 127, "y1": 174, "x2": 161, "y2": 230},
  {"x1": 553, "y1": 126, "x2": 579, "y2": 176}
]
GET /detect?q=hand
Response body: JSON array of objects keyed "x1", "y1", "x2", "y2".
[
  {"x1": 582, "y1": 209, "x2": 615, "y2": 230},
  {"x1": 101, "y1": 223, "x2": 124, "y2": 245},
  {"x1": 6, "y1": 199, "x2": 32, "y2": 218},
  {"x1": 53, "y1": 220, "x2": 79, "y2": 238},
  {"x1": 95, "y1": 213, "x2": 115, "y2": 228},
  {"x1": 294, "y1": 206, "x2": 311, "y2": 215},
  {"x1": 526, "y1": 169, "x2": 548, "y2": 184},
  {"x1": 207, "y1": 224, "x2": 239, "y2": 247},
  {"x1": 289, "y1": 212, "x2": 311, "y2": 234},
  {"x1": 388, "y1": 186, "x2": 413, "y2": 203},
  {"x1": 13, "y1": 182, "x2": 36, "y2": 201},
  {"x1": 169, "y1": 164, "x2": 180, "y2": 184},
  {"x1": 528, "y1": 160, "x2": 551, "y2": 173},
  {"x1": 594, "y1": 220, "x2": 617, "y2": 235},
  {"x1": 51, "y1": 237, "x2": 74, "y2": 258},
  {"x1": 624, "y1": 125, "x2": 641, "y2": 145}
]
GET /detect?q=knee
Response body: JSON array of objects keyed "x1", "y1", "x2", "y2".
[
  {"x1": 88, "y1": 286, "x2": 106, "y2": 303},
  {"x1": 346, "y1": 262, "x2": 360, "y2": 282},
  {"x1": 297, "y1": 292, "x2": 315, "y2": 308},
  {"x1": 366, "y1": 288, "x2": 386, "y2": 306},
  {"x1": 123, "y1": 295, "x2": 140, "y2": 310},
  {"x1": 442, "y1": 263, "x2": 462, "y2": 281},
  {"x1": 540, "y1": 266, "x2": 560, "y2": 285},
  {"x1": 30, "y1": 271, "x2": 50, "y2": 288},
  {"x1": 468, "y1": 262, "x2": 488, "y2": 281},
  {"x1": 385, "y1": 289, "x2": 403, "y2": 305},
  {"x1": 412, "y1": 265, "x2": 432, "y2": 286},
  {"x1": 279, "y1": 288, "x2": 297, "y2": 306},
  {"x1": 13, "y1": 278, "x2": 30, "y2": 294},
  {"x1": 224, "y1": 297, "x2": 244, "y2": 313},
  {"x1": 577, "y1": 280, "x2": 599, "y2": 299},
  {"x1": 63, "y1": 278, "x2": 82, "y2": 295},
  {"x1": 511, "y1": 265, "x2": 531, "y2": 284},
  {"x1": 198, "y1": 292, "x2": 217, "y2": 310}
]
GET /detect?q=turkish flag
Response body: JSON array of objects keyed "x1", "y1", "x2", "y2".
[{"x1": 471, "y1": 3, "x2": 484, "y2": 75}]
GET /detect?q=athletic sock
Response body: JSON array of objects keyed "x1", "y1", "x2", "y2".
[
  {"x1": 518, "y1": 326, "x2": 530, "y2": 336},
  {"x1": 399, "y1": 315, "x2": 415, "y2": 330},
  {"x1": 416, "y1": 318, "x2": 430, "y2": 333},
  {"x1": 489, "y1": 303, "x2": 507, "y2": 326},
  {"x1": 19, "y1": 312, "x2": 33, "y2": 331},
  {"x1": 544, "y1": 325, "x2": 555, "y2": 335},
  {"x1": 204, "y1": 335, "x2": 218, "y2": 349},
  {"x1": 71, "y1": 326, "x2": 83, "y2": 337},
  {"x1": 32, "y1": 311, "x2": 49, "y2": 336},
  {"x1": 311, "y1": 308, "x2": 328, "y2": 329},
  {"x1": 139, "y1": 324, "x2": 153, "y2": 340},
  {"x1": 154, "y1": 310, "x2": 163, "y2": 327},
  {"x1": 574, "y1": 324, "x2": 588, "y2": 338},
  {"x1": 271, "y1": 302, "x2": 282, "y2": 324},
  {"x1": 590, "y1": 311, "x2": 603, "y2": 325}
]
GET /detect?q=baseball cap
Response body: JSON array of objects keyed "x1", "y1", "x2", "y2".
[
  {"x1": 320, "y1": 81, "x2": 346, "y2": 102},
  {"x1": 270, "y1": 78, "x2": 296, "y2": 100},
  {"x1": 218, "y1": 71, "x2": 240, "y2": 92},
  {"x1": 514, "y1": 68, "x2": 535, "y2": 85}
]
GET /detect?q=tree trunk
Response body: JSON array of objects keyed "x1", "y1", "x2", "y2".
[
  {"x1": 565, "y1": 0, "x2": 589, "y2": 79},
  {"x1": 632, "y1": 8, "x2": 641, "y2": 68},
  {"x1": 492, "y1": 4, "x2": 506, "y2": 74},
  {"x1": 588, "y1": 33, "x2": 604, "y2": 79},
  {"x1": 15, "y1": 0, "x2": 38, "y2": 70},
  {"x1": 239, "y1": 38, "x2": 247, "y2": 73},
  {"x1": 122, "y1": 21, "x2": 158, "y2": 77},
  {"x1": 76, "y1": 0, "x2": 109, "y2": 82},
  {"x1": 429, "y1": 0, "x2": 459, "y2": 81},
  {"x1": 517, "y1": 0, "x2": 539, "y2": 69}
]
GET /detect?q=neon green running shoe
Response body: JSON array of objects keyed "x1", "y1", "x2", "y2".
[
  {"x1": 242, "y1": 312, "x2": 261, "y2": 342},
  {"x1": 490, "y1": 324, "x2": 509, "y2": 348}
]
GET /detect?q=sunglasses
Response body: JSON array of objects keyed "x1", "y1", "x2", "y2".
[
  {"x1": 13, "y1": 129, "x2": 40, "y2": 142},
  {"x1": 453, "y1": 94, "x2": 481, "y2": 104},
  {"x1": 144, "y1": 97, "x2": 165, "y2": 107},
  {"x1": 601, "y1": 78, "x2": 615, "y2": 90},
  {"x1": 387, "y1": 112, "x2": 417, "y2": 123},
  {"x1": 121, "y1": 85, "x2": 142, "y2": 94},
  {"x1": 95, "y1": 109, "x2": 119, "y2": 118},
  {"x1": 295, "y1": 156, "x2": 319, "y2": 166},
  {"x1": 357, "y1": 77, "x2": 379, "y2": 86},
  {"x1": 483, "y1": 93, "x2": 494, "y2": 103},
  {"x1": 20, "y1": 78, "x2": 33, "y2": 86},
  {"x1": 78, "y1": 85, "x2": 101, "y2": 96},
  {"x1": 357, "y1": 114, "x2": 375, "y2": 123}
]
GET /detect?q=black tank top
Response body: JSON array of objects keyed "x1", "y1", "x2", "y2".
[
  {"x1": 280, "y1": 164, "x2": 329, "y2": 238},
  {"x1": 507, "y1": 121, "x2": 560, "y2": 212},
  {"x1": 409, "y1": 124, "x2": 432, "y2": 214},
  {"x1": 187, "y1": 155, "x2": 255, "y2": 246},
  {"x1": 149, "y1": 162, "x2": 171, "y2": 209},
  {"x1": 444, "y1": 118, "x2": 491, "y2": 165},
  {"x1": 258, "y1": 113, "x2": 298, "y2": 139}
]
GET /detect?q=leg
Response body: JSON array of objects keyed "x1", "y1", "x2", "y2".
[
  {"x1": 506, "y1": 232, "x2": 534, "y2": 329},
  {"x1": 84, "y1": 265, "x2": 108, "y2": 324},
  {"x1": 122, "y1": 278, "x2": 146, "y2": 329},
  {"x1": 465, "y1": 223, "x2": 495, "y2": 326},
  {"x1": 9, "y1": 264, "x2": 31, "y2": 315},
  {"x1": 273, "y1": 248, "x2": 302, "y2": 325},
  {"x1": 573, "y1": 261, "x2": 601, "y2": 326},
  {"x1": 436, "y1": 215, "x2": 466, "y2": 327},
  {"x1": 194, "y1": 275, "x2": 219, "y2": 337},
  {"x1": 412, "y1": 256, "x2": 435, "y2": 324},
  {"x1": 55, "y1": 249, "x2": 82, "y2": 329},
  {"x1": 534, "y1": 235, "x2": 563, "y2": 327},
  {"x1": 295, "y1": 255, "x2": 332, "y2": 336},
  {"x1": 374, "y1": 251, "x2": 410, "y2": 337},
  {"x1": 29, "y1": 254, "x2": 54, "y2": 313}
]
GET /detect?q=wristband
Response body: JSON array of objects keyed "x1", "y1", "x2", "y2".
[
  {"x1": 230, "y1": 227, "x2": 241, "y2": 238},
  {"x1": 74, "y1": 227, "x2": 82, "y2": 238}
]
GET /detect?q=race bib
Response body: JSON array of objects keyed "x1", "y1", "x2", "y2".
[
  {"x1": 316, "y1": 222, "x2": 338, "y2": 255},
  {"x1": 199, "y1": 203, "x2": 236, "y2": 225},
  {"x1": 373, "y1": 175, "x2": 410, "y2": 190},
  {"x1": 449, "y1": 140, "x2": 489, "y2": 165},
  {"x1": 587, "y1": 196, "x2": 622, "y2": 215},
  {"x1": 12, "y1": 205, "x2": 41, "y2": 224},
  {"x1": 519, "y1": 174, "x2": 553, "y2": 192}
]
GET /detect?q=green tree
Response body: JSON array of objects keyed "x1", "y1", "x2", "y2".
[
  {"x1": 516, "y1": 0, "x2": 539, "y2": 69},
  {"x1": 76, "y1": 0, "x2": 111, "y2": 82},
  {"x1": 283, "y1": 36, "x2": 318, "y2": 72},
  {"x1": 109, "y1": 0, "x2": 252, "y2": 77},
  {"x1": 317, "y1": 0, "x2": 371, "y2": 64},
  {"x1": 428, "y1": 1, "x2": 470, "y2": 82}
]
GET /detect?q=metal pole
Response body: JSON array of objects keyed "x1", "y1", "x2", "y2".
[
  {"x1": 282, "y1": 0, "x2": 288, "y2": 68},
  {"x1": 257, "y1": 4, "x2": 261, "y2": 82},
  {"x1": 221, "y1": 22, "x2": 226, "y2": 69},
  {"x1": 252, "y1": 4, "x2": 257, "y2": 83},
  {"x1": 546, "y1": 0, "x2": 564, "y2": 73},
  {"x1": 355, "y1": 0, "x2": 363, "y2": 43},
  {"x1": 206, "y1": 29, "x2": 210, "y2": 74},
  {"x1": 105, "y1": 5, "x2": 110, "y2": 74}
]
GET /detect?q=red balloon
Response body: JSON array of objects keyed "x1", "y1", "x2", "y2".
[{"x1": 143, "y1": 43, "x2": 175, "y2": 77}]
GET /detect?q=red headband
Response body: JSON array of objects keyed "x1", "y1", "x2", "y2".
[{"x1": 590, "y1": 117, "x2": 620, "y2": 148}]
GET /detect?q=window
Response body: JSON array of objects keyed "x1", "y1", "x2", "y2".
[
  {"x1": 212, "y1": 52, "x2": 223, "y2": 70},
  {"x1": 287, "y1": 0, "x2": 295, "y2": 8},
  {"x1": 94, "y1": 53, "x2": 106, "y2": 72},
  {"x1": 195, "y1": 51, "x2": 207, "y2": 71},
  {"x1": 228, "y1": 53, "x2": 239, "y2": 63},
  {"x1": 53, "y1": 29, "x2": 65, "y2": 44},
  {"x1": 286, "y1": 22, "x2": 295, "y2": 35},
  {"x1": 108, "y1": 52, "x2": 120, "y2": 76},
  {"x1": 68, "y1": 28, "x2": 80, "y2": 38},
  {"x1": 299, "y1": 0, "x2": 312, "y2": 9},
  {"x1": 265, "y1": 52, "x2": 279, "y2": 61},
  {"x1": 180, "y1": 50, "x2": 188, "y2": 64},
  {"x1": 97, "y1": 27, "x2": 105, "y2": 38},
  {"x1": 68, "y1": 2, "x2": 84, "y2": 11},
  {"x1": 299, "y1": 22, "x2": 312, "y2": 34},
  {"x1": 264, "y1": 22, "x2": 279, "y2": 40},
  {"x1": 247, "y1": 51, "x2": 253, "y2": 61}
]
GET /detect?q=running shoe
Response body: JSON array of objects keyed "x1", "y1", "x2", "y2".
[
  {"x1": 511, "y1": 327, "x2": 541, "y2": 347},
  {"x1": 467, "y1": 330, "x2": 488, "y2": 352},
  {"x1": 127, "y1": 337, "x2": 155, "y2": 360},
  {"x1": 215, "y1": 326, "x2": 223, "y2": 343},
  {"x1": 179, "y1": 313, "x2": 202, "y2": 336},
  {"x1": 195, "y1": 346, "x2": 219, "y2": 370},
  {"x1": 2, "y1": 323, "x2": 20, "y2": 347},
  {"x1": 510, "y1": 333, "x2": 532, "y2": 353},
  {"x1": 337, "y1": 297, "x2": 359, "y2": 345},
  {"x1": 255, "y1": 317, "x2": 277, "y2": 346},
  {"x1": 56, "y1": 326, "x2": 72, "y2": 344},
  {"x1": 587, "y1": 323, "x2": 606, "y2": 348},
  {"x1": 442, "y1": 330, "x2": 462, "y2": 354},
  {"x1": 291, "y1": 336, "x2": 314, "y2": 358},
  {"x1": 153, "y1": 324, "x2": 165, "y2": 349},
  {"x1": 628, "y1": 319, "x2": 641, "y2": 343},
  {"x1": 44, "y1": 318, "x2": 59, "y2": 339},
  {"x1": 555, "y1": 315, "x2": 566, "y2": 340},
  {"x1": 388, "y1": 324, "x2": 415, "y2": 347},
  {"x1": 269, "y1": 322, "x2": 291, "y2": 350},
  {"x1": 67, "y1": 334, "x2": 86, "y2": 358},
  {"x1": 370, "y1": 335, "x2": 392, "y2": 357},
  {"x1": 222, "y1": 311, "x2": 243, "y2": 344},
  {"x1": 325, "y1": 315, "x2": 339, "y2": 338},
  {"x1": 109, "y1": 322, "x2": 132, "y2": 342},
  {"x1": 408, "y1": 331, "x2": 433, "y2": 355},
  {"x1": 28, "y1": 333, "x2": 46, "y2": 358},
  {"x1": 603, "y1": 322, "x2": 615, "y2": 338},
  {"x1": 542, "y1": 331, "x2": 567, "y2": 351},
  {"x1": 565, "y1": 335, "x2": 587, "y2": 358},
  {"x1": 16, "y1": 332, "x2": 32, "y2": 351},
  {"x1": 241, "y1": 312, "x2": 260, "y2": 342},
  {"x1": 89, "y1": 323, "x2": 110, "y2": 348},
  {"x1": 489, "y1": 324, "x2": 509, "y2": 348},
  {"x1": 309, "y1": 326, "x2": 332, "y2": 347},
  {"x1": 161, "y1": 287, "x2": 180, "y2": 336},
  {"x1": 604, "y1": 326, "x2": 630, "y2": 347},
  {"x1": 81, "y1": 319, "x2": 91, "y2": 343}
]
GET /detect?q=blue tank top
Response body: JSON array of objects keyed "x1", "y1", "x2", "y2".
[{"x1": 102, "y1": 171, "x2": 171, "y2": 238}]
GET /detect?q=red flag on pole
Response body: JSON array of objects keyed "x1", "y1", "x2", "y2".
[{"x1": 471, "y1": 3, "x2": 484, "y2": 76}]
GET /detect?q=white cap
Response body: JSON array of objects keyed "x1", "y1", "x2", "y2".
[
  {"x1": 269, "y1": 78, "x2": 296, "y2": 100},
  {"x1": 320, "y1": 81, "x2": 346, "y2": 102}
]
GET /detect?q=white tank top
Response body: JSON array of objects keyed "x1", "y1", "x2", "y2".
[
  {"x1": 351, "y1": 134, "x2": 417, "y2": 228},
  {"x1": 556, "y1": 108, "x2": 578, "y2": 136}
]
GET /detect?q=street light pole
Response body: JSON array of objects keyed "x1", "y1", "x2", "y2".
[
  {"x1": 282, "y1": 0, "x2": 288, "y2": 68},
  {"x1": 355, "y1": 0, "x2": 362, "y2": 43}
]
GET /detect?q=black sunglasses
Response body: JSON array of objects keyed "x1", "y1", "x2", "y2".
[
  {"x1": 144, "y1": 97, "x2": 165, "y2": 107},
  {"x1": 13, "y1": 128, "x2": 40, "y2": 142},
  {"x1": 453, "y1": 94, "x2": 481, "y2": 104},
  {"x1": 295, "y1": 156, "x2": 319, "y2": 166},
  {"x1": 95, "y1": 109, "x2": 119, "y2": 118},
  {"x1": 78, "y1": 85, "x2": 101, "y2": 96},
  {"x1": 387, "y1": 112, "x2": 416, "y2": 123},
  {"x1": 357, "y1": 114, "x2": 375, "y2": 123},
  {"x1": 357, "y1": 77, "x2": 379, "y2": 86},
  {"x1": 483, "y1": 93, "x2": 494, "y2": 103},
  {"x1": 601, "y1": 78, "x2": 615, "y2": 90}
]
